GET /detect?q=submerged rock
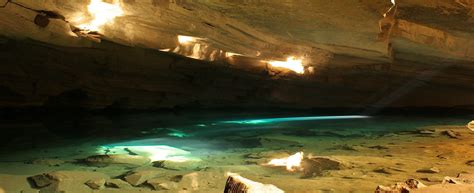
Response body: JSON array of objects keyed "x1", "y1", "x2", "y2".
[
  {"x1": 418, "y1": 129, "x2": 436, "y2": 135},
  {"x1": 375, "y1": 179, "x2": 426, "y2": 193},
  {"x1": 224, "y1": 173, "x2": 284, "y2": 193},
  {"x1": 28, "y1": 174, "x2": 53, "y2": 188},
  {"x1": 373, "y1": 167, "x2": 405, "y2": 174},
  {"x1": 82, "y1": 154, "x2": 151, "y2": 167},
  {"x1": 123, "y1": 170, "x2": 164, "y2": 186},
  {"x1": 416, "y1": 167, "x2": 440, "y2": 174},
  {"x1": 442, "y1": 130, "x2": 460, "y2": 139},
  {"x1": 443, "y1": 173, "x2": 474, "y2": 184},
  {"x1": 29, "y1": 171, "x2": 110, "y2": 192},
  {"x1": 152, "y1": 160, "x2": 201, "y2": 171},
  {"x1": 466, "y1": 160, "x2": 474, "y2": 166},
  {"x1": 411, "y1": 184, "x2": 474, "y2": 193},
  {"x1": 27, "y1": 158, "x2": 65, "y2": 166},
  {"x1": 105, "y1": 179, "x2": 132, "y2": 189},
  {"x1": 147, "y1": 178, "x2": 178, "y2": 190},
  {"x1": 301, "y1": 157, "x2": 345, "y2": 178},
  {"x1": 85, "y1": 178, "x2": 105, "y2": 189}
]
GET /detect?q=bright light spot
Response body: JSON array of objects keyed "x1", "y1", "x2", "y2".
[
  {"x1": 267, "y1": 152, "x2": 304, "y2": 171},
  {"x1": 98, "y1": 145, "x2": 198, "y2": 162},
  {"x1": 178, "y1": 35, "x2": 201, "y2": 44},
  {"x1": 268, "y1": 57, "x2": 305, "y2": 74},
  {"x1": 226, "y1": 173, "x2": 285, "y2": 193},
  {"x1": 222, "y1": 115, "x2": 370, "y2": 124},
  {"x1": 225, "y1": 52, "x2": 243, "y2": 58},
  {"x1": 78, "y1": 0, "x2": 124, "y2": 32},
  {"x1": 390, "y1": 0, "x2": 395, "y2": 5},
  {"x1": 190, "y1": 43, "x2": 203, "y2": 59}
]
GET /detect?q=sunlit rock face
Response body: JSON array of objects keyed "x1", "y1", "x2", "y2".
[{"x1": 0, "y1": 0, "x2": 473, "y2": 110}]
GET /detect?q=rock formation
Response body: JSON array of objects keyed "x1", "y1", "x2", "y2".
[{"x1": 0, "y1": 0, "x2": 473, "y2": 110}]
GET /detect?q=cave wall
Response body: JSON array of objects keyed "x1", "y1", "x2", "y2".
[{"x1": 1, "y1": 38, "x2": 473, "y2": 110}]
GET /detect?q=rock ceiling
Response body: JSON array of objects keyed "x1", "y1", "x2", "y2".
[
  {"x1": 2, "y1": 0, "x2": 474, "y2": 66},
  {"x1": 0, "y1": 0, "x2": 474, "y2": 109}
]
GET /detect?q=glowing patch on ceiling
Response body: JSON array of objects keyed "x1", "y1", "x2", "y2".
[
  {"x1": 78, "y1": 0, "x2": 124, "y2": 32},
  {"x1": 98, "y1": 145, "x2": 198, "y2": 162},
  {"x1": 178, "y1": 35, "x2": 201, "y2": 44},
  {"x1": 268, "y1": 57, "x2": 305, "y2": 74},
  {"x1": 222, "y1": 115, "x2": 370, "y2": 124}
]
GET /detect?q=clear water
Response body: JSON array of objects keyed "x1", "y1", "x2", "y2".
[
  {"x1": 0, "y1": 112, "x2": 472, "y2": 192},
  {"x1": 0, "y1": 112, "x2": 469, "y2": 160}
]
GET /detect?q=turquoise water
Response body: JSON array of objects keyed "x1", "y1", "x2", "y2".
[{"x1": 0, "y1": 112, "x2": 470, "y2": 161}]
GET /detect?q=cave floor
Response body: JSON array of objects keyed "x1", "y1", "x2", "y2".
[{"x1": 0, "y1": 114, "x2": 473, "y2": 192}]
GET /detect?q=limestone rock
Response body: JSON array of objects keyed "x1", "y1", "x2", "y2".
[
  {"x1": 442, "y1": 173, "x2": 474, "y2": 184},
  {"x1": 29, "y1": 171, "x2": 110, "y2": 193},
  {"x1": 373, "y1": 167, "x2": 398, "y2": 175},
  {"x1": 416, "y1": 167, "x2": 440, "y2": 174},
  {"x1": 105, "y1": 179, "x2": 132, "y2": 189},
  {"x1": 411, "y1": 184, "x2": 474, "y2": 193},
  {"x1": 82, "y1": 154, "x2": 151, "y2": 167},
  {"x1": 375, "y1": 183, "x2": 409, "y2": 193},
  {"x1": 152, "y1": 160, "x2": 201, "y2": 171},
  {"x1": 85, "y1": 178, "x2": 105, "y2": 189},
  {"x1": 418, "y1": 129, "x2": 436, "y2": 135},
  {"x1": 301, "y1": 157, "x2": 345, "y2": 178},
  {"x1": 442, "y1": 130, "x2": 460, "y2": 139},
  {"x1": 466, "y1": 160, "x2": 474, "y2": 166},
  {"x1": 28, "y1": 174, "x2": 53, "y2": 188},
  {"x1": 467, "y1": 121, "x2": 474, "y2": 131},
  {"x1": 123, "y1": 170, "x2": 164, "y2": 186},
  {"x1": 224, "y1": 173, "x2": 284, "y2": 193},
  {"x1": 146, "y1": 178, "x2": 178, "y2": 190},
  {"x1": 375, "y1": 179, "x2": 426, "y2": 193}
]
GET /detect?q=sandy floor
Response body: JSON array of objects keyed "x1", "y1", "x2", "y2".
[{"x1": 0, "y1": 124, "x2": 473, "y2": 193}]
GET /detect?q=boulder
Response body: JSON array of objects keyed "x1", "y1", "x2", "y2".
[
  {"x1": 467, "y1": 121, "x2": 474, "y2": 131},
  {"x1": 224, "y1": 173, "x2": 284, "y2": 193},
  {"x1": 82, "y1": 154, "x2": 151, "y2": 167},
  {"x1": 85, "y1": 178, "x2": 105, "y2": 189},
  {"x1": 123, "y1": 170, "x2": 164, "y2": 186},
  {"x1": 105, "y1": 179, "x2": 132, "y2": 189}
]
